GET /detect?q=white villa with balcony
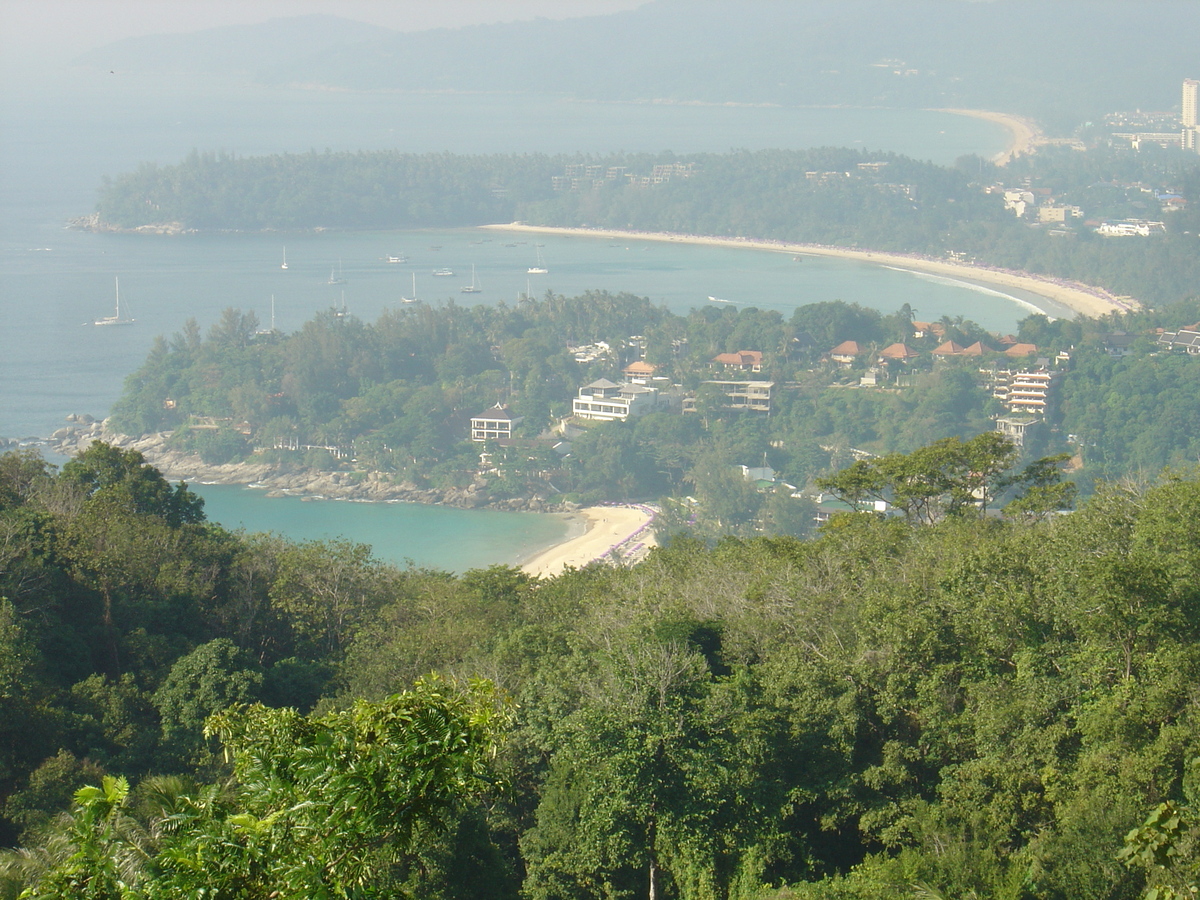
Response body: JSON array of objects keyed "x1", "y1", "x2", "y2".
[{"x1": 572, "y1": 378, "x2": 661, "y2": 422}]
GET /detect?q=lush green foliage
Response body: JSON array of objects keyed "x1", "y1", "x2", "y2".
[{"x1": 6, "y1": 442, "x2": 1200, "y2": 898}]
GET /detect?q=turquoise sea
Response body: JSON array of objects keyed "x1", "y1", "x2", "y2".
[{"x1": 0, "y1": 66, "x2": 1045, "y2": 568}]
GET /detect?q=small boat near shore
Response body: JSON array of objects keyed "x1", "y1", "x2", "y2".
[{"x1": 707, "y1": 295, "x2": 734, "y2": 304}]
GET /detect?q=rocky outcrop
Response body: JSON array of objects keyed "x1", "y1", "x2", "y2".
[
  {"x1": 67, "y1": 214, "x2": 193, "y2": 235},
  {"x1": 49, "y1": 421, "x2": 576, "y2": 513}
]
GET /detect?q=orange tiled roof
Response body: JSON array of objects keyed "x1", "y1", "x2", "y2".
[
  {"x1": 932, "y1": 340, "x2": 965, "y2": 356},
  {"x1": 830, "y1": 340, "x2": 862, "y2": 356},
  {"x1": 1004, "y1": 343, "x2": 1038, "y2": 357},
  {"x1": 879, "y1": 342, "x2": 919, "y2": 360},
  {"x1": 712, "y1": 350, "x2": 764, "y2": 367}
]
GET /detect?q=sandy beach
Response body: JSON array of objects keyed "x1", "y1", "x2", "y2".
[
  {"x1": 521, "y1": 505, "x2": 657, "y2": 578},
  {"x1": 936, "y1": 108, "x2": 1044, "y2": 165},
  {"x1": 482, "y1": 224, "x2": 1136, "y2": 318}
]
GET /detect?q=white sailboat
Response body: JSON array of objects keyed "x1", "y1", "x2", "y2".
[
  {"x1": 400, "y1": 272, "x2": 419, "y2": 303},
  {"x1": 327, "y1": 259, "x2": 346, "y2": 285},
  {"x1": 461, "y1": 264, "x2": 482, "y2": 293},
  {"x1": 281, "y1": 246, "x2": 288, "y2": 270},
  {"x1": 93, "y1": 277, "x2": 134, "y2": 326},
  {"x1": 527, "y1": 246, "x2": 548, "y2": 275},
  {"x1": 256, "y1": 295, "x2": 277, "y2": 335}
]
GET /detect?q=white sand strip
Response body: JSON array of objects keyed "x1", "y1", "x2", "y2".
[
  {"x1": 480, "y1": 224, "x2": 1138, "y2": 318},
  {"x1": 521, "y1": 505, "x2": 657, "y2": 578}
]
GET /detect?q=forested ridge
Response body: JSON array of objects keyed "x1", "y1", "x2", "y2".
[
  {"x1": 2, "y1": 441, "x2": 1200, "y2": 897},
  {"x1": 93, "y1": 145, "x2": 1200, "y2": 306}
]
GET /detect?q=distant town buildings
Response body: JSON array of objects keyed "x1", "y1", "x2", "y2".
[{"x1": 1184, "y1": 78, "x2": 1199, "y2": 152}]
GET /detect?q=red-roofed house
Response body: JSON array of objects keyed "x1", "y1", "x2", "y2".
[
  {"x1": 1004, "y1": 343, "x2": 1038, "y2": 357},
  {"x1": 932, "y1": 340, "x2": 965, "y2": 358},
  {"x1": 878, "y1": 342, "x2": 920, "y2": 362},
  {"x1": 623, "y1": 360, "x2": 658, "y2": 383},
  {"x1": 712, "y1": 350, "x2": 764, "y2": 372},
  {"x1": 830, "y1": 341, "x2": 864, "y2": 365}
]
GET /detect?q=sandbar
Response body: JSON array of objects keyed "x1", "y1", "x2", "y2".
[
  {"x1": 481, "y1": 224, "x2": 1137, "y2": 318},
  {"x1": 521, "y1": 505, "x2": 657, "y2": 578}
]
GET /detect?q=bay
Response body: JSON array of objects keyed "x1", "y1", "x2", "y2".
[
  {"x1": 0, "y1": 67, "x2": 1029, "y2": 567},
  {"x1": 193, "y1": 484, "x2": 568, "y2": 574}
]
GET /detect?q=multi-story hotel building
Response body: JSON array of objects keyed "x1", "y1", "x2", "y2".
[{"x1": 1184, "y1": 78, "x2": 1199, "y2": 152}]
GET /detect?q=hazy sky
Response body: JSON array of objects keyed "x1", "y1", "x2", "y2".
[{"x1": 0, "y1": 0, "x2": 647, "y2": 67}]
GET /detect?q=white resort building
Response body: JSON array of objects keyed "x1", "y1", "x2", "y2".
[{"x1": 572, "y1": 379, "x2": 661, "y2": 422}]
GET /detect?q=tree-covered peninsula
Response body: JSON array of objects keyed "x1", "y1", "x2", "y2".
[
  {"x1": 93, "y1": 283, "x2": 1200, "y2": 535},
  {"x1": 3, "y1": 440, "x2": 1200, "y2": 898},
  {"x1": 91, "y1": 144, "x2": 1200, "y2": 306}
]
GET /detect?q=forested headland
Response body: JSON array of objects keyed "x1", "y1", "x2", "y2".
[
  {"x1": 98, "y1": 283, "x2": 1200, "y2": 534},
  {"x1": 91, "y1": 144, "x2": 1200, "y2": 307},
  {"x1": 2, "y1": 440, "x2": 1200, "y2": 898}
]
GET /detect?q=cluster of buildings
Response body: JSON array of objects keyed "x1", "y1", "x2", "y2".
[
  {"x1": 1107, "y1": 78, "x2": 1200, "y2": 154},
  {"x1": 551, "y1": 162, "x2": 696, "y2": 192},
  {"x1": 468, "y1": 330, "x2": 1064, "y2": 450}
]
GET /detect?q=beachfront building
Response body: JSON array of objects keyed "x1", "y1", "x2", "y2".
[
  {"x1": 470, "y1": 403, "x2": 523, "y2": 442},
  {"x1": 572, "y1": 378, "x2": 661, "y2": 422}
]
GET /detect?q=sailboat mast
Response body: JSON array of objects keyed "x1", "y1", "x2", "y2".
[{"x1": 114, "y1": 277, "x2": 119, "y2": 318}]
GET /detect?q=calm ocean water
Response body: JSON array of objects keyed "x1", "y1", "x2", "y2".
[{"x1": 0, "y1": 67, "x2": 1036, "y2": 568}]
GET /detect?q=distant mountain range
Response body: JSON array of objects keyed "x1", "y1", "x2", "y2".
[{"x1": 76, "y1": 1, "x2": 1200, "y2": 132}]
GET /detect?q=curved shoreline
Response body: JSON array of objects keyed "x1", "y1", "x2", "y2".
[
  {"x1": 51, "y1": 423, "x2": 657, "y2": 575},
  {"x1": 934, "y1": 107, "x2": 1044, "y2": 164},
  {"x1": 480, "y1": 224, "x2": 1137, "y2": 318},
  {"x1": 520, "y1": 504, "x2": 657, "y2": 577}
]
